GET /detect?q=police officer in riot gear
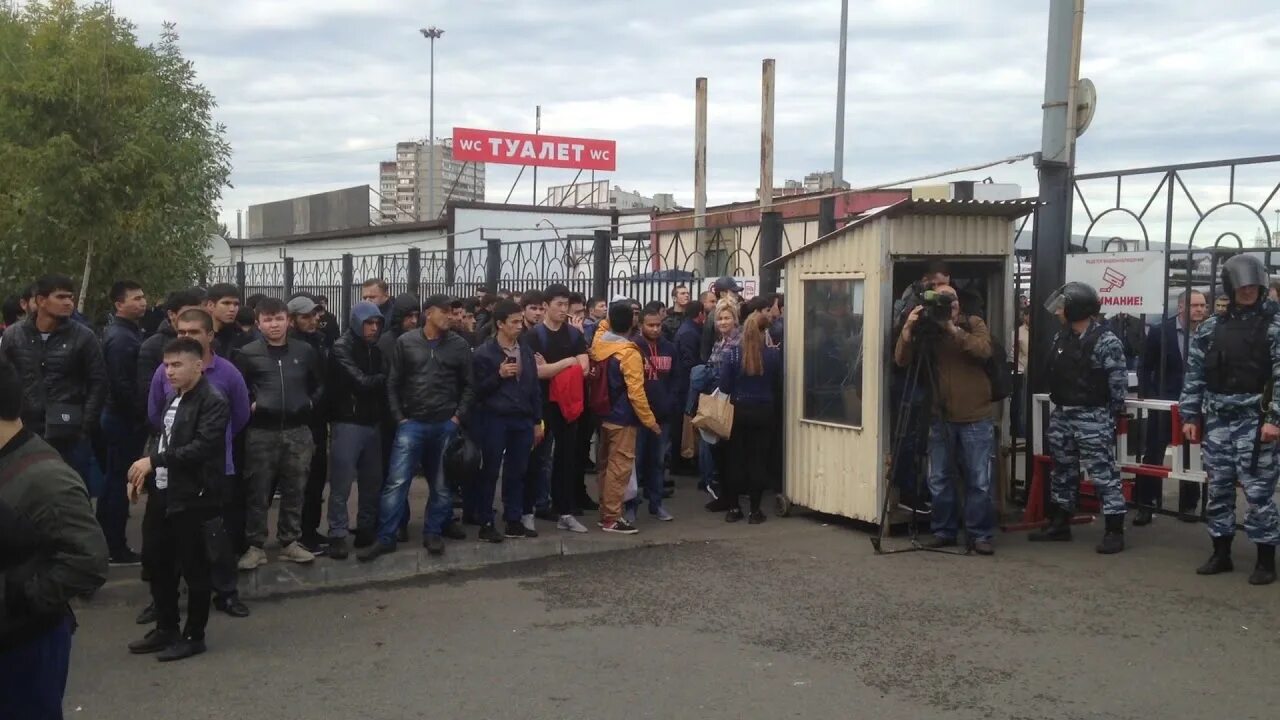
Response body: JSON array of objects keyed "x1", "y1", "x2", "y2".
[
  {"x1": 1030, "y1": 282, "x2": 1130, "y2": 553},
  {"x1": 1180, "y1": 253, "x2": 1280, "y2": 586}
]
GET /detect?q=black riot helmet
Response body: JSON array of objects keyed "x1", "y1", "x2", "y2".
[
  {"x1": 1220, "y1": 254, "x2": 1269, "y2": 302},
  {"x1": 1044, "y1": 282, "x2": 1101, "y2": 322}
]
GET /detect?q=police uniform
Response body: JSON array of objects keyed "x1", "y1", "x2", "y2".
[
  {"x1": 1180, "y1": 275, "x2": 1280, "y2": 585},
  {"x1": 1046, "y1": 321, "x2": 1129, "y2": 517},
  {"x1": 1030, "y1": 282, "x2": 1129, "y2": 553}
]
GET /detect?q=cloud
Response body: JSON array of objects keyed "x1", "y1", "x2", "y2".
[{"x1": 105, "y1": 0, "x2": 1280, "y2": 238}]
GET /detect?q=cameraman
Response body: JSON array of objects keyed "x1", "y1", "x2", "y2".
[
  {"x1": 893, "y1": 285, "x2": 997, "y2": 555},
  {"x1": 888, "y1": 261, "x2": 952, "y2": 513}
]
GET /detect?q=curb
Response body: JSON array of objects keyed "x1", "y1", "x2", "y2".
[{"x1": 83, "y1": 533, "x2": 687, "y2": 608}]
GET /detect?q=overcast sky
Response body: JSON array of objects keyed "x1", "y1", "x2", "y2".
[{"x1": 108, "y1": 0, "x2": 1280, "y2": 240}]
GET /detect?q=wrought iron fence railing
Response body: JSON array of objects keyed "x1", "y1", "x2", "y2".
[{"x1": 204, "y1": 229, "x2": 755, "y2": 331}]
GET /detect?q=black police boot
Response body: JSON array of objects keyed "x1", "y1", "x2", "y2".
[
  {"x1": 1095, "y1": 514, "x2": 1125, "y2": 554},
  {"x1": 1195, "y1": 535, "x2": 1234, "y2": 575},
  {"x1": 1248, "y1": 543, "x2": 1277, "y2": 586},
  {"x1": 1028, "y1": 505, "x2": 1072, "y2": 542}
]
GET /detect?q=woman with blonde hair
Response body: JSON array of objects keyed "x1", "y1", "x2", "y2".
[
  {"x1": 716, "y1": 310, "x2": 782, "y2": 523},
  {"x1": 701, "y1": 299, "x2": 741, "y2": 512}
]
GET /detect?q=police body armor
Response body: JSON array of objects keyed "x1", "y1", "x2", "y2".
[
  {"x1": 1204, "y1": 309, "x2": 1273, "y2": 395},
  {"x1": 1049, "y1": 326, "x2": 1109, "y2": 408}
]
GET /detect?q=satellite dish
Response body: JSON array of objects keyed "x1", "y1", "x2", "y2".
[{"x1": 1076, "y1": 78, "x2": 1097, "y2": 138}]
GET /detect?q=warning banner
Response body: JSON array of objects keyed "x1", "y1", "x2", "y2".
[{"x1": 1065, "y1": 251, "x2": 1164, "y2": 315}]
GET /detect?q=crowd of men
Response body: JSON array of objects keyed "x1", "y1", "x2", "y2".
[
  {"x1": 0, "y1": 269, "x2": 785, "y2": 701},
  {"x1": 11, "y1": 251, "x2": 1279, "y2": 715}
]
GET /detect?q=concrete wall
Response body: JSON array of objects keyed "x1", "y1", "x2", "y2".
[{"x1": 246, "y1": 186, "x2": 373, "y2": 239}]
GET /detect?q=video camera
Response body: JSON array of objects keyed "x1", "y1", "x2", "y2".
[
  {"x1": 917, "y1": 289, "x2": 954, "y2": 324},
  {"x1": 898, "y1": 281, "x2": 953, "y2": 336}
]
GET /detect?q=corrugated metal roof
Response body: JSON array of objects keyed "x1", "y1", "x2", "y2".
[{"x1": 766, "y1": 197, "x2": 1041, "y2": 268}]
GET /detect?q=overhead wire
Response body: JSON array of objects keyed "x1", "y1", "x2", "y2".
[{"x1": 232, "y1": 148, "x2": 1039, "y2": 254}]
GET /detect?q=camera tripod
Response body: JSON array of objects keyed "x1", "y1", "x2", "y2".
[{"x1": 870, "y1": 328, "x2": 971, "y2": 556}]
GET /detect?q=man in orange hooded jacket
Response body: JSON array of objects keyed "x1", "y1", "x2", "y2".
[{"x1": 588, "y1": 302, "x2": 661, "y2": 534}]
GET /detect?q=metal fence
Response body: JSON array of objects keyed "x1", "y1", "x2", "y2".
[
  {"x1": 1070, "y1": 153, "x2": 1280, "y2": 321},
  {"x1": 203, "y1": 228, "x2": 749, "y2": 331}
]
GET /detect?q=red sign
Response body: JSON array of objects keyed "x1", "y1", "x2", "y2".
[{"x1": 451, "y1": 127, "x2": 617, "y2": 171}]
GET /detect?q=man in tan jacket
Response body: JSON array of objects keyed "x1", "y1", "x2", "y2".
[{"x1": 894, "y1": 285, "x2": 997, "y2": 555}]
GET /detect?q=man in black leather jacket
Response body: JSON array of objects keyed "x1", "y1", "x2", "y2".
[
  {"x1": 326, "y1": 301, "x2": 386, "y2": 557},
  {"x1": 375, "y1": 292, "x2": 420, "y2": 538},
  {"x1": 0, "y1": 275, "x2": 107, "y2": 482},
  {"x1": 360, "y1": 294, "x2": 473, "y2": 561},
  {"x1": 125, "y1": 338, "x2": 229, "y2": 662},
  {"x1": 234, "y1": 297, "x2": 325, "y2": 570}
]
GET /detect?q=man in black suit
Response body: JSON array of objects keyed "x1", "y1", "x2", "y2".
[{"x1": 1136, "y1": 289, "x2": 1207, "y2": 525}]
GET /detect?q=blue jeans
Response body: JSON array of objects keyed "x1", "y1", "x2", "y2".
[
  {"x1": 377, "y1": 419, "x2": 458, "y2": 544},
  {"x1": 630, "y1": 423, "x2": 669, "y2": 513},
  {"x1": 98, "y1": 410, "x2": 145, "y2": 554},
  {"x1": 49, "y1": 436, "x2": 97, "y2": 497},
  {"x1": 472, "y1": 412, "x2": 535, "y2": 525},
  {"x1": 697, "y1": 435, "x2": 718, "y2": 490},
  {"x1": 0, "y1": 616, "x2": 72, "y2": 720},
  {"x1": 927, "y1": 418, "x2": 996, "y2": 542}
]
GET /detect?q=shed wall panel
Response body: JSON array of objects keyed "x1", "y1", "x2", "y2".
[
  {"x1": 783, "y1": 219, "x2": 885, "y2": 522},
  {"x1": 889, "y1": 215, "x2": 1013, "y2": 257}
]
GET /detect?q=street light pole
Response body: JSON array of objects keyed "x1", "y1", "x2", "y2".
[
  {"x1": 420, "y1": 26, "x2": 444, "y2": 221},
  {"x1": 833, "y1": 0, "x2": 849, "y2": 188}
]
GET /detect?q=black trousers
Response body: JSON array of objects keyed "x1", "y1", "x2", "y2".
[
  {"x1": 225, "y1": 433, "x2": 249, "y2": 556},
  {"x1": 524, "y1": 405, "x2": 579, "y2": 516},
  {"x1": 144, "y1": 496, "x2": 216, "y2": 642},
  {"x1": 301, "y1": 422, "x2": 329, "y2": 541},
  {"x1": 1136, "y1": 411, "x2": 1204, "y2": 512},
  {"x1": 724, "y1": 403, "x2": 774, "y2": 511}
]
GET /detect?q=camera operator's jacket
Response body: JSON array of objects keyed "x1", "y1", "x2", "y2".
[{"x1": 893, "y1": 315, "x2": 994, "y2": 423}]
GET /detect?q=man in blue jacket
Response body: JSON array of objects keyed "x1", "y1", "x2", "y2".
[
  {"x1": 629, "y1": 305, "x2": 678, "y2": 522},
  {"x1": 100, "y1": 280, "x2": 148, "y2": 565},
  {"x1": 674, "y1": 300, "x2": 710, "y2": 488},
  {"x1": 469, "y1": 300, "x2": 543, "y2": 541},
  {"x1": 1136, "y1": 289, "x2": 1207, "y2": 525}
]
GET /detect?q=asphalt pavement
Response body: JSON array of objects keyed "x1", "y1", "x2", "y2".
[{"x1": 65, "y1": 487, "x2": 1280, "y2": 720}]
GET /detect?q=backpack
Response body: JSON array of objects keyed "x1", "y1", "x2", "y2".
[
  {"x1": 587, "y1": 356, "x2": 613, "y2": 417},
  {"x1": 985, "y1": 337, "x2": 1014, "y2": 402}
]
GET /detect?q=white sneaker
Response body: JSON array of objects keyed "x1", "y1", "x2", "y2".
[
  {"x1": 237, "y1": 546, "x2": 267, "y2": 571},
  {"x1": 279, "y1": 542, "x2": 316, "y2": 564},
  {"x1": 521, "y1": 513, "x2": 537, "y2": 533},
  {"x1": 558, "y1": 514, "x2": 589, "y2": 533}
]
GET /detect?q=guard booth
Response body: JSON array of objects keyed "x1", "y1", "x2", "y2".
[{"x1": 765, "y1": 198, "x2": 1038, "y2": 524}]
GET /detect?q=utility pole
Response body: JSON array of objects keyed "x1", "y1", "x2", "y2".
[
  {"x1": 833, "y1": 0, "x2": 849, "y2": 188},
  {"x1": 760, "y1": 59, "x2": 776, "y2": 211},
  {"x1": 694, "y1": 78, "x2": 708, "y2": 276},
  {"x1": 760, "y1": 59, "x2": 783, "y2": 294},
  {"x1": 533, "y1": 105, "x2": 541, "y2": 205},
  {"x1": 420, "y1": 26, "x2": 444, "y2": 221},
  {"x1": 1030, "y1": 0, "x2": 1085, "y2": 392}
]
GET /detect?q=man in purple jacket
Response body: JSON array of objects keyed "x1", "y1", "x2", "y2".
[{"x1": 146, "y1": 308, "x2": 251, "y2": 618}]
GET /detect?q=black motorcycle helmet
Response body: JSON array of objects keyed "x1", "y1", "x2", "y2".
[
  {"x1": 1044, "y1": 282, "x2": 1101, "y2": 322},
  {"x1": 1220, "y1": 254, "x2": 1269, "y2": 303}
]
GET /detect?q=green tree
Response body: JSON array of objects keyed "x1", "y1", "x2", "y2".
[{"x1": 0, "y1": 0, "x2": 231, "y2": 319}]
